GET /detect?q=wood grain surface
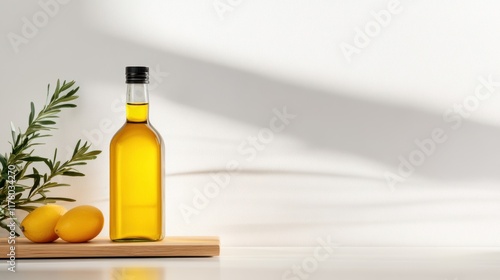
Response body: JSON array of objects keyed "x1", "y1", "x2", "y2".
[{"x1": 0, "y1": 236, "x2": 220, "y2": 258}]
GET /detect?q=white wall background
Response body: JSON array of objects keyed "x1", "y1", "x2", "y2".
[{"x1": 1, "y1": 0, "x2": 500, "y2": 247}]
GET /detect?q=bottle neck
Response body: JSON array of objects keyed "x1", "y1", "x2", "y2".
[{"x1": 126, "y1": 83, "x2": 149, "y2": 123}]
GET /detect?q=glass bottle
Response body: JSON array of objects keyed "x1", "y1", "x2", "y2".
[{"x1": 110, "y1": 66, "x2": 164, "y2": 241}]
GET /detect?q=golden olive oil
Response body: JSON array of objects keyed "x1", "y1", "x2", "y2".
[{"x1": 110, "y1": 67, "x2": 164, "y2": 241}]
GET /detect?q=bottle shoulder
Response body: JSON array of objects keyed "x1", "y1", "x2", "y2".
[{"x1": 110, "y1": 122, "x2": 162, "y2": 144}]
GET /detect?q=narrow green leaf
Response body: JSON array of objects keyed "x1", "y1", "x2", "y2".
[
  {"x1": 0, "y1": 154, "x2": 6, "y2": 170},
  {"x1": 65, "y1": 87, "x2": 79, "y2": 98},
  {"x1": 43, "y1": 158, "x2": 53, "y2": 171},
  {"x1": 14, "y1": 133, "x2": 21, "y2": 147},
  {"x1": 85, "y1": 150, "x2": 102, "y2": 157},
  {"x1": 45, "y1": 84, "x2": 50, "y2": 105},
  {"x1": 51, "y1": 104, "x2": 77, "y2": 110},
  {"x1": 21, "y1": 156, "x2": 46, "y2": 162},
  {"x1": 29, "y1": 102, "x2": 35, "y2": 124},
  {"x1": 66, "y1": 162, "x2": 87, "y2": 167},
  {"x1": 27, "y1": 168, "x2": 41, "y2": 197},
  {"x1": 59, "y1": 80, "x2": 75, "y2": 92},
  {"x1": 45, "y1": 197, "x2": 76, "y2": 202},
  {"x1": 42, "y1": 183, "x2": 70, "y2": 188},
  {"x1": 62, "y1": 171, "x2": 85, "y2": 177},
  {"x1": 54, "y1": 79, "x2": 61, "y2": 99},
  {"x1": 17, "y1": 206, "x2": 37, "y2": 212},
  {"x1": 53, "y1": 161, "x2": 60, "y2": 172},
  {"x1": 73, "y1": 140, "x2": 81, "y2": 158},
  {"x1": 38, "y1": 120, "x2": 56, "y2": 125}
]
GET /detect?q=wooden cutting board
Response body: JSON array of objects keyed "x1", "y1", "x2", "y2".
[{"x1": 0, "y1": 236, "x2": 219, "y2": 258}]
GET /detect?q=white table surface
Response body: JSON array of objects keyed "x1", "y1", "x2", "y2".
[{"x1": 2, "y1": 247, "x2": 500, "y2": 280}]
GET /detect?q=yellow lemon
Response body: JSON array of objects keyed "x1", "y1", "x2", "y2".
[
  {"x1": 55, "y1": 205, "x2": 104, "y2": 243},
  {"x1": 21, "y1": 204, "x2": 66, "y2": 243}
]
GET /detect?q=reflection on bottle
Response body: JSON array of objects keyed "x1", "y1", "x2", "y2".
[{"x1": 111, "y1": 267, "x2": 164, "y2": 280}]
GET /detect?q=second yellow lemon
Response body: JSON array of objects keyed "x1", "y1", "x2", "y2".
[{"x1": 55, "y1": 205, "x2": 104, "y2": 243}]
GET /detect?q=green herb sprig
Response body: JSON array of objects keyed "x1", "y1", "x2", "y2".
[{"x1": 0, "y1": 80, "x2": 101, "y2": 235}]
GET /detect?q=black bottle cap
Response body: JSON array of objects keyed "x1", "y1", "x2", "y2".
[{"x1": 126, "y1": 66, "x2": 149, "y2": 84}]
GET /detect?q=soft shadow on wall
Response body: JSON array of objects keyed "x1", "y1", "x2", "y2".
[
  {"x1": 6, "y1": 2, "x2": 500, "y2": 184},
  {"x1": 71, "y1": 32, "x2": 500, "y2": 183}
]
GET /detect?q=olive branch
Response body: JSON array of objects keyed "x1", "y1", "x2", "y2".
[{"x1": 0, "y1": 80, "x2": 101, "y2": 235}]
